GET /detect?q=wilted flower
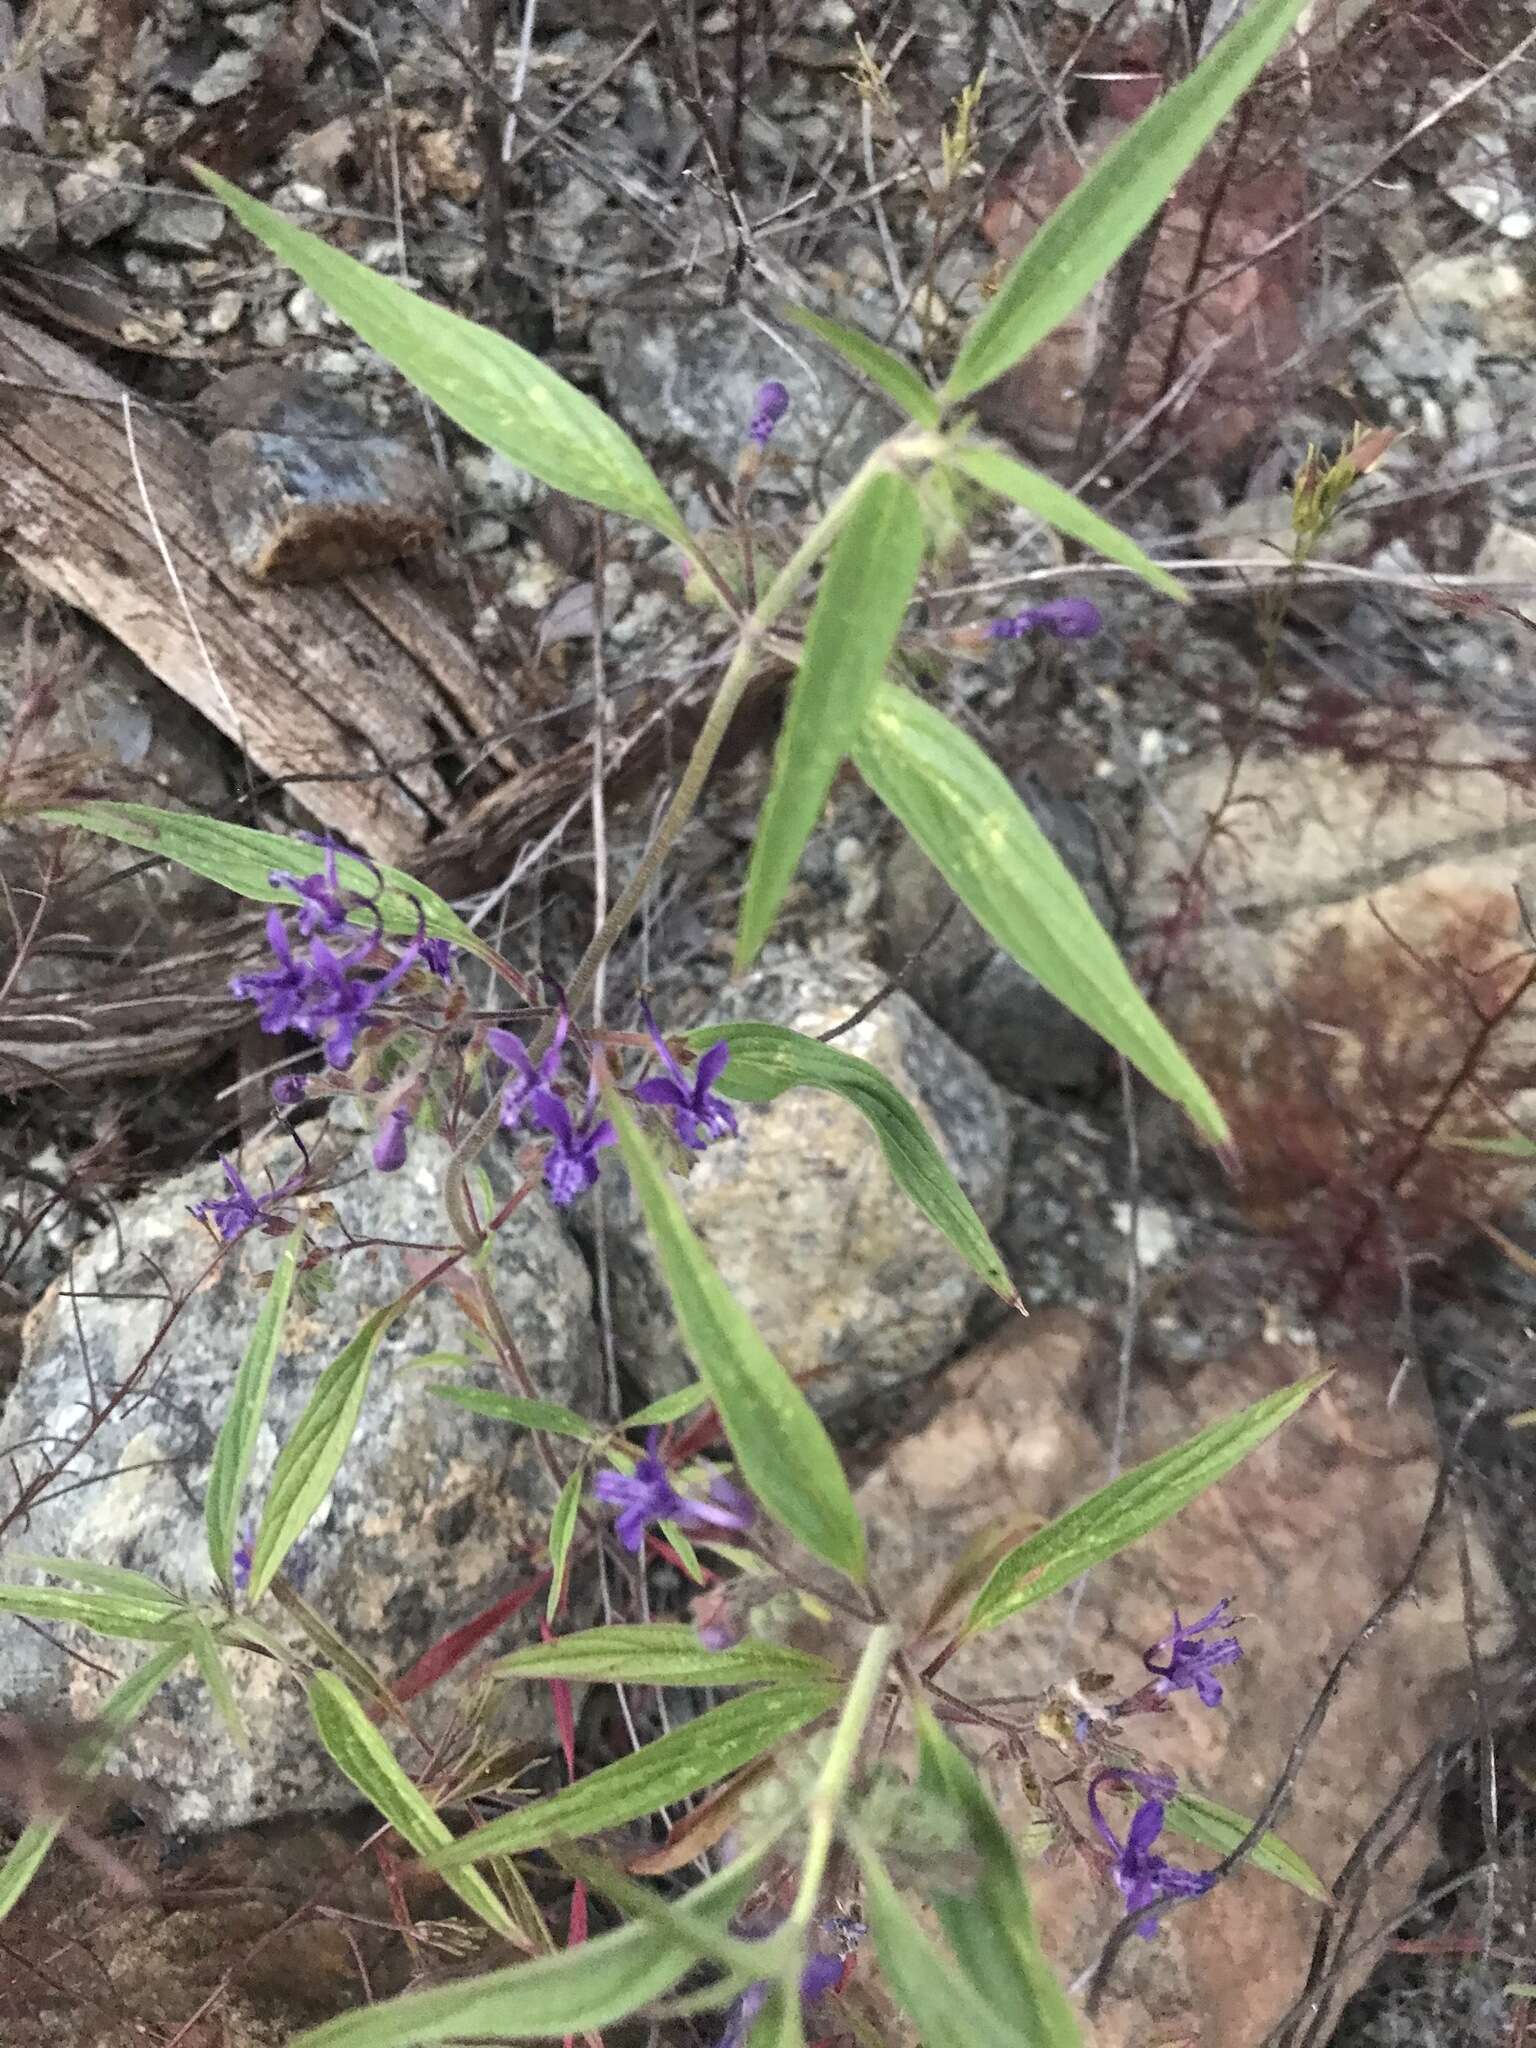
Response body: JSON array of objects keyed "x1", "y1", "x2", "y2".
[
  {"x1": 190, "y1": 1156, "x2": 302, "y2": 1243},
  {"x1": 985, "y1": 596, "x2": 1102, "y2": 641},
  {"x1": 1143, "y1": 1597, "x2": 1243, "y2": 1708},
  {"x1": 372, "y1": 1102, "x2": 415, "y2": 1173},
  {"x1": 530, "y1": 1083, "x2": 616, "y2": 1207},
  {"x1": 747, "y1": 379, "x2": 790, "y2": 449},
  {"x1": 593, "y1": 1430, "x2": 755, "y2": 1555},
  {"x1": 634, "y1": 1004, "x2": 738, "y2": 1152},
  {"x1": 1087, "y1": 1768, "x2": 1214, "y2": 1937}
]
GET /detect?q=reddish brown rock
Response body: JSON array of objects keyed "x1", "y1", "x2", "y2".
[{"x1": 856, "y1": 1312, "x2": 1502, "y2": 2046}]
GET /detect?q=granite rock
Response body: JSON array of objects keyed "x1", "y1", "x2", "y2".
[
  {"x1": 0, "y1": 1130, "x2": 600, "y2": 1831},
  {"x1": 602, "y1": 951, "x2": 1010, "y2": 1411}
]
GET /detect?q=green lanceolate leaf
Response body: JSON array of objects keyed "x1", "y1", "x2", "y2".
[
  {"x1": 943, "y1": 0, "x2": 1308, "y2": 401},
  {"x1": 285, "y1": 1851, "x2": 766, "y2": 2048},
  {"x1": 188, "y1": 1617, "x2": 251, "y2": 1752},
  {"x1": 964, "y1": 1372, "x2": 1327, "y2": 1636},
  {"x1": 0, "y1": 1584, "x2": 188, "y2": 1640},
  {"x1": 430, "y1": 1385, "x2": 600, "y2": 1442},
  {"x1": 736, "y1": 472, "x2": 925, "y2": 971},
  {"x1": 40, "y1": 801, "x2": 485, "y2": 960},
  {"x1": 3, "y1": 1556, "x2": 176, "y2": 1602},
  {"x1": 492, "y1": 1622, "x2": 836, "y2": 1689},
  {"x1": 198, "y1": 170, "x2": 687, "y2": 542},
  {"x1": 207, "y1": 1227, "x2": 301, "y2": 1591},
  {"x1": 683, "y1": 1021, "x2": 1012, "y2": 1301},
  {"x1": 854, "y1": 680, "x2": 1228, "y2": 1145},
  {"x1": 914, "y1": 1706, "x2": 1081, "y2": 2046},
  {"x1": 623, "y1": 1383, "x2": 711, "y2": 1428},
  {"x1": 856, "y1": 1837, "x2": 1042, "y2": 2048},
  {"x1": 427, "y1": 1683, "x2": 837, "y2": 1874},
  {"x1": 947, "y1": 443, "x2": 1185, "y2": 601},
  {"x1": 783, "y1": 306, "x2": 941, "y2": 426},
  {"x1": 0, "y1": 1640, "x2": 188, "y2": 1924},
  {"x1": 248, "y1": 1300, "x2": 404, "y2": 1603},
  {"x1": 309, "y1": 1672, "x2": 520, "y2": 1940},
  {"x1": 545, "y1": 1465, "x2": 585, "y2": 1624},
  {"x1": 1162, "y1": 1792, "x2": 1329, "y2": 1904},
  {"x1": 607, "y1": 1093, "x2": 866, "y2": 1581}
]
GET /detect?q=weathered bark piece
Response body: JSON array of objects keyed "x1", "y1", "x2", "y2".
[{"x1": 0, "y1": 310, "x2": 512, "y2": 860}]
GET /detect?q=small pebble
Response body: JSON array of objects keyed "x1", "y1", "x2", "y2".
[
  {"x1": 203, "y1": 288, "x2": 244, "y2": 336},
  {"x1": 189, "y1": 46, "x2": 259, "y2": 105},
  {"x1": 0, "y1": 170, "x2": 57, "y2": 258},
  {"x1": 134, "y1": 193, "x2": 226, "y2": 253}
]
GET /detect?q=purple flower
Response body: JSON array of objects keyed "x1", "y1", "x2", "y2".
[
  {"x1": 488, "y1": 1007, "x2": 568, "y2": 1130},
  {"x1": 302, "y1": 928, "x2": 422, "y2": 1070},
  {"x1": 189, "y1": 1156, "x2": 300, "y2": 1243},
  {"x1": 272, "y1": 1073, "x2": 309, "y2": 1108},
  {"x1": 1087, "y1": 1769, "x2": 1214, "y2": 1937},
  {"x1": 717, "y1": 1917, "x2": 853, "y2": 2048},
  {"x1": 530, "y1": 1083, "x2": 616, "y2": 1207},
  {"x1": 269, "y1": 837, "x2": 370, "y2": 940},
  {"x1": 231, "y1": 911, "x2": 313, "y2": 1036},
  {"x1": 986, "y1": 597, "x2": 1103, "y2": 642},
  {"x1": 747, "y1": 379, "x2": 790, "y2": 449},
  {"x1": 232, "y1": 1520, "x2": 255, "y2": 1594},
  {"x1": 422, "y1": 937, "x2": 455, "y2": 982},
  {"x1": 633, "y1": 1004, "x2": 739, "y2": 1152},
  {"x1": 593, "y1": 1430, "x2": 755, "y2": 1555},
  {"x1": 1143, "y1": 1597, "x2": 1243, "y2": 1708},
  {"x1": 372, "y1": 1103, "x2": 415, "y2": 1173}
]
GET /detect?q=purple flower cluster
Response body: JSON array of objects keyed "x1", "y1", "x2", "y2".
[
  {"x1": 985, "y1": 597, "x2": 1102, "y2": 641},
  {"x1": 230, "y1": 838, "x2": 449, "y2": 1078},
  {"x1": 717, "y1": 1914, "x2": 858, "y2": 2048},
  {"x1": 1087, "y1": 1769, "x2": 1213, "y2": 1938},
  {"x1": 593, "y1": 1430, "x2": 755, "y2": 1556}
]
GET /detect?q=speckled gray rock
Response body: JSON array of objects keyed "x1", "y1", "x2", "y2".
[
  {"x1": 56, "y1": 143, "x2": 146, "y2": 246},
  {"x1": 0, "y1": 168, "x2": 55, "y2": 258},
  {"x1": 603, "y1": 951, "x2": 1010, "y2": 1411},
  {"x1": 881, "y1": 789, "x2": 1112, "y2": 1095},
  {"x1": 589, "y1": 308, "x2": 886, "y2": 484},
  {"x1": 0, "y1": 1130, "x2": 600, "y2": 1831}
]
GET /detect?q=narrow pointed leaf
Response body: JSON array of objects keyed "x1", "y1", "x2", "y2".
[
  {"x1": 736, "y1": 472, "x2": 925, "y2": 971},
  {"x1": 965, "y1": 1372, "x2": 1327, "y2": 1636},
  {"x1": 914, "y1": 1706, "x2": 1081, "y2": 2046},
  {"x1": 623, "y1": 1383, "x2": 711, "y2": 1428},
  {"x1": 856, "y1": 1838, "x2": 1046, "y2": 2048},
  {"x1": 4, "y1": 1555, "x2": 176, "y2": 1602},
  {"x1": 684, "y1": 1020, "x2": 1012, "y2": 1300},
  {"x1": 309, "y1": 1671, "x2": 520, "y2": 1939},
  {"x1": 544, "y1": 1466, "x2": 584, "y2": 1624},
  {"x1": 40, "y1": 801, "x2": 484, "y2": 958},
  {"x1": 427, "y1": 1683, "x2": 836, "y2": 1873},
  {"x1": 607, "y1": 1092, "x2": 866, "y2": 1581},
  {"x1": 947, "y1": 443, "x2": 1185, "y2": 600},
  {"x1": 943, "y1": 0, "x2": 1308, "y2": 401},
  {"x1": 197, "y1": 169, "x2": 687, "y2": 541},
  {"x1": 1162, "y1": 1792, "x2": 1329, "y2": 1903},
  {"x1": 285, "y1": 1852, "x2": 765, "y2": 2048},
  {"x1": 0, "y1": 1585, "x2": 187, "y2": 1640},
  {"x1": 854, "y1": 680, "x2": 1228, "y2": 1144},
  {"x1": 248, "y1": 1300, "x2": 403, "y2": 1603},
  {"x1": 784, "y1": 306, "x2": 941, "y2": 425},
  {"x1": 0, "y1": 1641, "x2": 187, "y2": 1924},
  {"x1": 188, "y1": 1617, "x2": 250, "y2": 1752},
  {"x1": 492, "y1": 1623, "x2": 835, "y2": 1688},
  {"x1": 430, "y1": 1385, "x2": 599, "y2": 1441},
  {"x1": 207, "y1": 1227, "x2": 301, "y2": 1589}
]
